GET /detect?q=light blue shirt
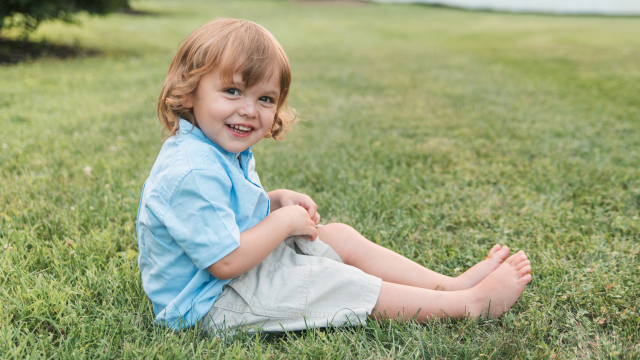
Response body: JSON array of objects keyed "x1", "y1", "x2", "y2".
[{"x1": 136, "y1": 119, "x2": 270, "y2": 330}]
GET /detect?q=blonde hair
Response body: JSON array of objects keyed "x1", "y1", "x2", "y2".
[{"x1": 158, "y1": 18, "x2": 295, "y2": 140}]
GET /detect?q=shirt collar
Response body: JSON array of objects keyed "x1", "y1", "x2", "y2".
[{"x1": 178, "y1": 118, "x2": 252, "y2": 161}]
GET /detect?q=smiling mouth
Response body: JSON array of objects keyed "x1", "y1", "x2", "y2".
[{"x1": 227, "y1": 124, "x2": 253, "y2": 134}]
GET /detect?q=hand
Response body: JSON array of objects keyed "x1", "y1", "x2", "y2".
[
  {"x1": 278, "y1": 205, "x2": 318, "y2": 241},
  {"x1": 269, "y1": 189, "x2": 321, "y2": 225}
]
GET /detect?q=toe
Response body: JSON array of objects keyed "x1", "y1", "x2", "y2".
[
  {"x1": 494, "y1": 246, "x2": 510, "y2": 261},
  {"x1": 517, "y1": 265, "x2": 532, "y2": 277},
  {"x1": 515, "y1": 260, "x2": 531, "y2": 271},
  {"x1": 511, "y1": 253, "x2": 528, "y2": 266},
  {"x1": 505, "y1": 251, "x2": 524, "y2": 264},
  {"x1": 518, "y1": 273, "x2": 532, "y2": 285},
  {"x1": 488, "y1": 244, "x2": 501, "y2": 258}
]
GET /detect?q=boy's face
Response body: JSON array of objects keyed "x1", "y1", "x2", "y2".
[{"x1": 185, "y1": 69, "x2": 280, "y2": 154}]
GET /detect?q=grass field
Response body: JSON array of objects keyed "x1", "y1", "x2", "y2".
[{"x1": 1, "y1": 0, "x2": 639, "y2": 358}]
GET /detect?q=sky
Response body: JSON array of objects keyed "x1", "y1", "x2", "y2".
[{"x1": 373, "y1": 0, "x2": 640, "y2": 15}]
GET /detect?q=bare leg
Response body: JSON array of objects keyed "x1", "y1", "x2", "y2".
[
  {"x1": 372, "y1": 252, "x2": 532, "y2": 321},
  {"x1": 318, "y1": 223, "x2": 510, "y2": 291}
]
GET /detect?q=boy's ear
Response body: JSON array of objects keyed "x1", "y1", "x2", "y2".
[{"x1": 183, "y1": 95, "x2": 193, "y2": 109}]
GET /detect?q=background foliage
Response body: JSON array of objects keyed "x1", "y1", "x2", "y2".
[
  {"x1": 0, "y1": 0, "x2": 639, "y2": 358},
  {"x1": 0, "y1": 0, "x2": 130, "y2": 36}
]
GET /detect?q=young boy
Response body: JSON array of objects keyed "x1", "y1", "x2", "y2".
[{"x1": 137, "y1": 18, "x2": 532, "y2": 333}]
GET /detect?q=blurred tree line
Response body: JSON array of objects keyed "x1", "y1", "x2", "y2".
[{"x1": 1, "y1": 0, "x2": 130, "y2": 38}]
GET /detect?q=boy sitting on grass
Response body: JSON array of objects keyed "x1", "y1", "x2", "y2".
[{"x1": 136, "y1": 18, "x2": 532, "y2": 333}]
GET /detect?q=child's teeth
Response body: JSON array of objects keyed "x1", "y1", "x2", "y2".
[{"x1": 230, "y1": 125, "x2": 251, "y2": 132}]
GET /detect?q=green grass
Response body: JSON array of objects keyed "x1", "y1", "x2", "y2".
[{"x1": 1, "y1": 0, "x2": 639, "y2": 358}]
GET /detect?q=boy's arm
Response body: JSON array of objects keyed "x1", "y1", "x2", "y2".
[
  {"x1": 207, "y1": 205, "x2": 317, "y2": 280},
  {"x1": 268, "y1": 189, "x2": 321, "y2": 225}
]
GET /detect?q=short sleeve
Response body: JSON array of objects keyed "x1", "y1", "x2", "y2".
[{"x1": 163, "y1": 169, "x2": 240, "y2": 270}]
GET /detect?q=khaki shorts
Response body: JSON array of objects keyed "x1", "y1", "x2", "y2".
[{"x1": 201, "y1": 235, "x2": 382, "y2": 334}]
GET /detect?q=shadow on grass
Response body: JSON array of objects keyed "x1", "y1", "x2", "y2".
[
  {"x1": 291, "y1": 0, "x2": 368, "y2": 6},
  {"x1": 0, "y1": 37, "x2": 99, "y2": 65},
  {"x1": 119, "y1": 8, "x2": 158, "y2": 16}
]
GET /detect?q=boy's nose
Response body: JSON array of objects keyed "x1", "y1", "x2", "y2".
[{"x1": 239, "y1": 102, "x2": 257, "y2": 117}]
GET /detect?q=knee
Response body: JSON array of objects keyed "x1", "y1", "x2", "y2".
[
  {"x1": 318, "y1": 223, "x2": 362, "y2": 263},
  {"x1": 318, "y1": 223, "x2": 358, "y2": 241}
]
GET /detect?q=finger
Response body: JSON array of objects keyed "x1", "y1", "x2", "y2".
[
  {"x1": 296, "y1": 204, "x2": 309, "y2": 214},
  {"x1": 308, "y1": 218, "x2": 318, "y2": 239},
  {"x1": 309, "y1": 226, "x2": 318, "y2": 241},
  {"x1": 307, "y1": 202, "x2": 318, "y2": 219},
  {"x1": 313, "y1": 213, "x2": 321, "y2": 225}
]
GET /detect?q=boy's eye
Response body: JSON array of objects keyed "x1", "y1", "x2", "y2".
[
  {"x1": 259, "y1": 96, "x2": 274, "y2": 104},
  {"x1": 224, "y1": 88, "x2": 240, "y2": 96}
]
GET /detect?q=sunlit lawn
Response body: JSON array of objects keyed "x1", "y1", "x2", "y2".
[{"x1": 1, "y1": 0, "x2": 639, "y2": 358}]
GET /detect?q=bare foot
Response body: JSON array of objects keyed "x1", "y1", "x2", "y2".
[
  {"x1": 452, "y1": 244, "x2": 510, "y2": 290},
  {"x1": 468, "y1": 251, "x2": 532, "y2": 318}
]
